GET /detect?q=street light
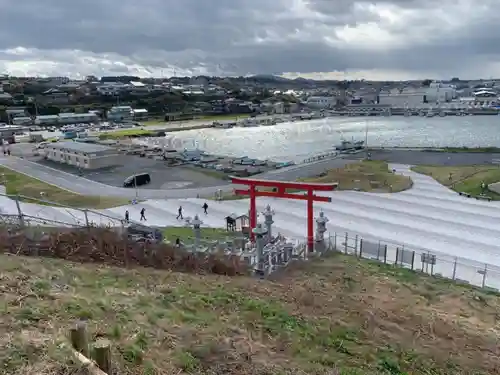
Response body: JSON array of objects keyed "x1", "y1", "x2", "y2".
[{"x1": 134, "y1": 176, "x2": 138, "y2": 200}]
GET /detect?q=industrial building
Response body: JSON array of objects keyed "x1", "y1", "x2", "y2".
[
  {"x1": 377, "y1": 82, "x2": 458, "y2": 108},
  {"x1": 305, "y1": 96, "x2": 337, "y2": 109},
  {"x1": 42, "y1": 141, "x2": 121, "y2": 169}
]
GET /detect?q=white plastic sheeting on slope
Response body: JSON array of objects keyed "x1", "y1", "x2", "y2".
[{"x1": 4, "y1": 163, "x2": 500, "y2": 276}]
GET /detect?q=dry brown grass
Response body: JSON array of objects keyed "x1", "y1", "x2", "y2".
[
  {"x1": 1, "y1": 251, "x2": 499, "y2": 375},
  {"x1": 302, "y1": 160, "x2": 412, "y2": 192}
]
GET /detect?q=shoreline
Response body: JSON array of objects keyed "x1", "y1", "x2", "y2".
[{"x1": 367, "y1": 146, "x2": 500, "y2": 153}]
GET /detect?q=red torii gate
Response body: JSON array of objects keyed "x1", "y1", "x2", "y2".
[{"x1": 231, "y1": 176, "x2": 338, "y2": 251}]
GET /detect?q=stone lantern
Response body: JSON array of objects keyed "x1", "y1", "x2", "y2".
[
  {"x1": 261, "y1": 204, "x2": 275, "y2": 242},
  {"x1": 252, "y1": 223, "x2": 268, "y2": 273},
  {"x1": 191, "y1": 214, "x2": 203, "y2": 249}
]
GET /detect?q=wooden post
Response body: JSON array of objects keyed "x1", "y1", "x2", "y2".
[
  {"x1": 69, "y1": 321, "x2": 89, "y2": 357},
  {"x1": 93, "y1": 339, "x2": 111, "y2": 373}
]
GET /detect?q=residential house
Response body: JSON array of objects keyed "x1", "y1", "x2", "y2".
[
  {"x1": 39, "y1": 88, "x2": 70, "y2": 104},
  {"x1": 225, "y1": 99, "x2": 253, "y2": 114},
  {"x1": 127, "y1": 81, "x2": 150, "y2": 96},
  {"x1": 0, "y1": 88, "x2": 13, "y2": 103},
  {"x1": 107, "y1": 106, "x2": 133, "y2": 121}
]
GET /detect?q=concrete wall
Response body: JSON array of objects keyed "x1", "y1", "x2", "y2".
[
  {"x1": 87, "y1": 154, "x2": 122, "y2": 169},
  {"x1": 378, "y1": 94, "x2": 425, "y2": 107}
]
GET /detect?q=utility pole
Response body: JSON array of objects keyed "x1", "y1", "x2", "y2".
[{"x1": 364, "y1": 120, "x2": 369, "y2": 160}]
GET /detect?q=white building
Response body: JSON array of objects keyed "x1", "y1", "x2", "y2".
[
  {"x1": 42, "y1": 141, "x2": 121, "y2": 170},
  {"x1": 57, "y1": 113, "x2": 99, "y2": 124},
  {"x1": 132, "y1": 108, "x2": 148, "y2": 120},
  {"x1": 378, "y1": 82, "x2": 458, "y2": 108},
  {"x1": 108, "y1": 106, "x2": 133, "y2": 121},
  {"x1": 425, "y1": 82, "x2": 457, "y2": 103},
  {"x1": 305, "y1": 96, "x2": 337, "y2": 109}
]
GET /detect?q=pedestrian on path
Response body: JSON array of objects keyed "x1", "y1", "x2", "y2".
[
  {"x1": 177, "y1": 206, "x2": 183, "y2": 220},
  {"x1": 203, "y1": 202, "x2": 208, "y2": 214},
  {"x1": 140, "y1": 208, "x2": 146, "y2": 221},
  {"x1": 125, "y1": 210, "x2": 129, "y2": 223}
]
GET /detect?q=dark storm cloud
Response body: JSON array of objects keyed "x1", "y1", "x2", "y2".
[{"x1": 0, "y1": 0, "x2": 497, "y2": 77}]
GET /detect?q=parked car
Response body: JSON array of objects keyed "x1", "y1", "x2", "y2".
[{"x1": 123, "y1": 173, "x2": 151, "y2": 187}]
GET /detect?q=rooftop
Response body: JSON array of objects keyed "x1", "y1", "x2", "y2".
[
  {"x1": 58, "y1": 113, "x2": 97, "y2": 118},
  {"x1": 49, "y1": 141, "x2": 114, "y2": 154}
]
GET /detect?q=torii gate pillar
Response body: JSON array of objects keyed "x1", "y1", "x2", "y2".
[{"x1": 231, "y1": 177, "x2": 338, "y2": 251}]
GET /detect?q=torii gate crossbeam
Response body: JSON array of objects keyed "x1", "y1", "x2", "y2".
[{"x1": 231, "y1": 176, "x2": 338, "y2": 251}]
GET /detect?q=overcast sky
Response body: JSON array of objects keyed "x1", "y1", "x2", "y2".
[{"x1": 0, "y1": 0, "x2": 498, "y2": 80}]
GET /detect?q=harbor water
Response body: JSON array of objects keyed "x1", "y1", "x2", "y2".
[{"x1": 163, "y1": 116, "x2": 500, "y2": 162}]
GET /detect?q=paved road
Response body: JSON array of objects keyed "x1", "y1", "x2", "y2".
[
  {"x1": 0, "y1": 155, "x2": 352, "y2": 199},
  {"x1": 93, "y1": 114, "x2": 288, "y2": 133}
]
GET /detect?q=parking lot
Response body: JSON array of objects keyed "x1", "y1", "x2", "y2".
[{"x1": 33, "y1": 154, "x2": 225, "y2": 189}]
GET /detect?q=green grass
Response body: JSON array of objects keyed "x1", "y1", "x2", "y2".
[
  {"x1": 196, "y1": 113, "x2": 251, "y2": 121},
  {"x1": 1, "y1": 251, "x2": 498, "y2": 374},
  {"x1": 0, "y1": 166, "x2": 130, "y2": 209},
  {"x1": 98, "y1": 129, "x2": 156, "y2": 140},
  {"x1": 162, "y1": 226, "x2": 236, "y2": 242},
  {"x1": 422, "y1": 147, "x2": 500, "y2": 153},
  {"x1": 214, "y1": 161, "x2": 413, "y2": 201},
  {"x1": 411, "y1": 165, "x2": 500, "y2": 200},
  {"x1": 302, "y1": 160, "x2": 412, "y2": 192},
  {"x1": 140, "y1": 114, "x2": 251, "y2": 126}
]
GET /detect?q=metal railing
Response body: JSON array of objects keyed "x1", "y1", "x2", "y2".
[
  {"x1": 172, "y1": 229, "x2": 500, "y2": 290},
  {"x1": 0, "y1": 192, "x2": 155, "y2": 233},
  {"x1": 300, "y1": 151, "x2": 339, "y2": 164},
  {"x1": 324, "y1": 232, "x2": 500, "y2": 292}
]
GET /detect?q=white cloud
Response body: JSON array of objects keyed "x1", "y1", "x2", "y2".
[{"x1": 0, "y1": 0, "x2": 498, "y2": 79}]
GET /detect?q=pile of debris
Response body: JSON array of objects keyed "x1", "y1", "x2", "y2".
[{"x1": 0, "y1": 226, "x2": 248, "y2": 276}]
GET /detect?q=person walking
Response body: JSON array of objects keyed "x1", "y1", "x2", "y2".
[
  {"x1": 203, "y1": 202, "x2": 208, "y2": 214},
  {"x1": 140, "y1": 208, "x2": 146, "y2": 221},
  {"x1": 124, "y1": 210, "x2": 129, "y2": 223},
  {"x1": 177, "y1": 206, "x2": 183, "y2": 220}
]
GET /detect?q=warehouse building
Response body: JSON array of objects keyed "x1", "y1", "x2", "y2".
[
  {"x1": 12, "y1": 113, "x2": 99, "y2": 126},
  {"x1": 42, "y1": 141, "x2": 121, "y2": 169}
]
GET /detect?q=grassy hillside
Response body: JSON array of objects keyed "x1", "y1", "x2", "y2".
[{"x1": 1, "y1": 251, "x2": 499, "y2": 375}]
